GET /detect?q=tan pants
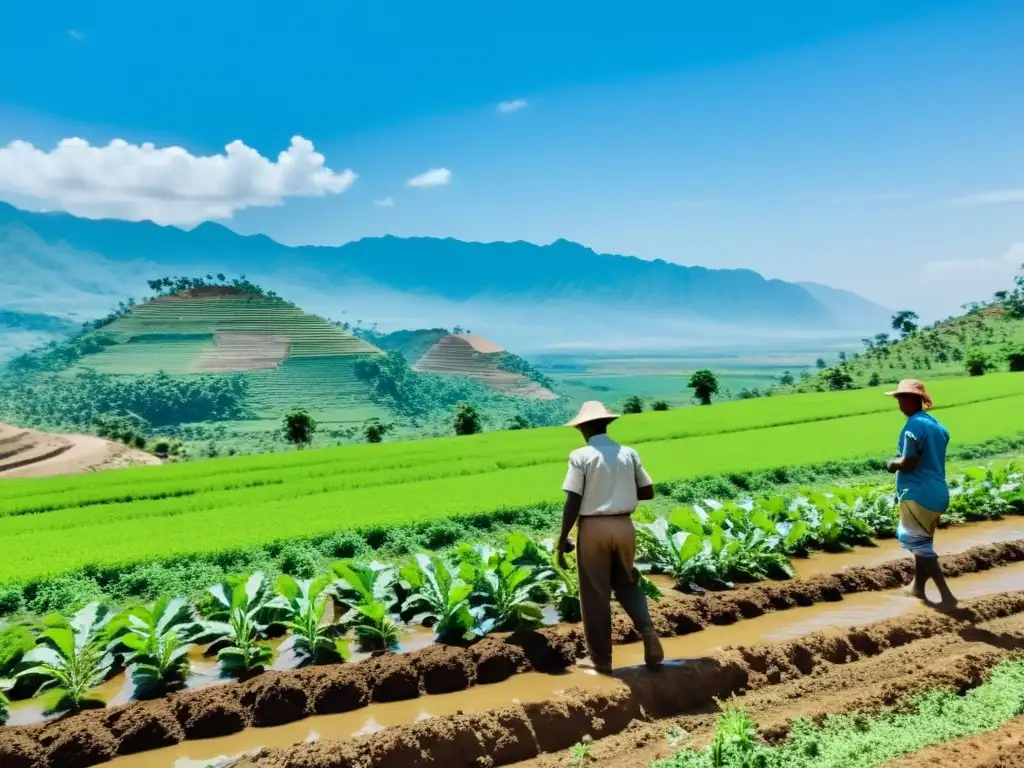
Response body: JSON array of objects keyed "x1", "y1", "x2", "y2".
[{"x1": 577, "y1": 514, "x2": 655, "y2": 667}]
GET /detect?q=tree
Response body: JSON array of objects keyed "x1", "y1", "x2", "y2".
[
  {"x1": 651, "y1": 400, "x2": 670, "y2": 411},
  {"x1": 1004, "y1": 344, "x2": 1024, "y2": 373},
  {"x1": 824, "y1": 367, "x2": 854, "y2": 391},
  {"x1": 687, "y1": 369, "x2": 719, "y2": 406},
  {"x1": 506, "y1": 414, "x2": 531, "y2": 430},
  {"x1": 453, "y1": 403, "x2": 482, "y2": 435},
  {"x1": 868, "y1": 371, "x2": 882, "y2": 387},
  {"x1": 891, "y1": 310, "x2": 920, "y2": 338},
  {"x1": 838, "y1": 351, "x2": 847, "y2": 362},
  {"x1": 778, "y1": 371, "x2": 795, "y2": 387},
  {"x1": 964, "y1": 348, "x2": 992, "y2": 377},
  {"x1": 815, "y1": 358, "x2": 827, "y2": 370},
  {"x1": 363, "y1": 418, "x2": 392, "y2": 443},
  {"x1": 283, "y1": 408, "x2": 317, "y2": 447},
  {"x1": 622, "y1": 395, "x2": 644, "y2": 414}
]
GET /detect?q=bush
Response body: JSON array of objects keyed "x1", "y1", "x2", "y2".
[
  {"x1": 453, "y1": 402, "x2": 482, "y2": 435},
  {"x1": 964, "y1": 348, "x2": 992, "y2": 377},
  {"x1": 868, "y1": 372, "x2": 882, "y2": 387},
  {"x1": 506, "y1": 414, "x2": 531, "y2": 430},
  {"x1": 651, "y1": 400, "x2": 670, "y2": 411},
  {"x1": 283, "y1": 407, "x2": 317, "y2": 446},
  {"x1": 363, "y1": 418, "x2": 392, "y2": 443},
  {"x1": 1005, "y1": 344, "x2": 1024, "y2": 373},
  {"x1": 622, "y1": 396, "x2": 644, "y2": 414}
]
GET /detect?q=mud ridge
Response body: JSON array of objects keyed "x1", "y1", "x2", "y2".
[
  {"x1": 1, "y1": 542, "x2": 1023, "y2": 767},
  {"x1": 234, "y1": 591, "x2": 1024, "y2": 768}
]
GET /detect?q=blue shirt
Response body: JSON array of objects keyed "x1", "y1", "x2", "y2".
[{"x1": 896, "y1": 411, "x2": 950, "y2": 512}]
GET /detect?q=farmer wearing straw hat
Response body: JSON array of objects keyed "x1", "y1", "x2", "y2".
[
  {"x1": 558, "y1": 401, "x2": 664, "y2": 675},
  {"x1": 884, "y1": 379, "x2": 957, "y2": 608}
]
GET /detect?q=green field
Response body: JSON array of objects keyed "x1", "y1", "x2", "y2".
[{"x1": 1, "y1": 373, "x2": 1022, "y2": 586}]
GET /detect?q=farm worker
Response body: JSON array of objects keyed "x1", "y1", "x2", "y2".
[
  {"x1": 884, "y1": 379, "x2": 957, "y2": 609},
  {"x1": 557, "y1": 400, "x2": 664, "y2": 675}
]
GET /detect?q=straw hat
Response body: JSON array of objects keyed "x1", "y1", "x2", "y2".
[
  {"x1": 885, "y1": 379, "x2": 933, "y2": 409},
  {"x1": 566, "y1": 400, "x2": 619, "y2": 427}
]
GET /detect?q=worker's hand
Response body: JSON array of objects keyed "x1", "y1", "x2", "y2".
[{"x1": 557, "y1": 536, "x2": 574, "y2": 569}]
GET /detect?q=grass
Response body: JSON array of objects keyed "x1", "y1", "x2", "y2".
[
  {"x1": 0, "y1": 375, "x2": 1023, "y2": 590},
  {"x1": 653, "y1": 659, "x2": 1024, "y2": 767}
]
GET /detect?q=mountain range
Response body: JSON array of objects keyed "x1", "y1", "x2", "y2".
[{"x1": 0, "y1": 202, "x2": 890, "y2": 352}]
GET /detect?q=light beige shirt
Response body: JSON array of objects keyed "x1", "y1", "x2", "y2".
[{"x1": 561, "y1": 434, "x2": 653, "y2": 516}]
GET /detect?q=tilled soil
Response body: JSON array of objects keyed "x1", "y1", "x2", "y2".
[
  {"x1": 3, "y1": 541, "x2": 1023, "y2": 768},
  {"x1": 234, "y1": 592, "x2": 1024, "y2": 768},
  {"x1": 881, "y1": 716, "x2": 1024, "y2": 768}
]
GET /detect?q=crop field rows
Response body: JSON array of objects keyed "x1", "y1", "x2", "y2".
[{"x1": 1, "y1": 377, "x2": 1023, "y2": 585}]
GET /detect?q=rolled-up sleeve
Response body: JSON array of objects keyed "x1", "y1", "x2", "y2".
[
  {"x1": 901, "y1": 430, "x2": 922, "y2": 459},
  {"x1": 562, "y1": 454, "x2": 585, "y2": 495},
  {"x1": 632, "y1": 450, "x2": 653, "y2": 488}
]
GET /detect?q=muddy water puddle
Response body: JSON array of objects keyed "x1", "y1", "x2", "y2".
[
  {"x1": 104, "y1": 560, "x2": 1024, "y2": 767},
  {"x1": 791, "y1": 517, "x2": 1024, "y2": 579}
]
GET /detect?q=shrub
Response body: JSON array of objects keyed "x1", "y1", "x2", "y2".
[
  {"x1": 964, "y1": 348, "x2": 992, "y2": 377},
  {"x1": 868, "y1": 372, "x2": 882, "y2": 387},
  {"x1": 651, "y1": 400, "x2": 670, "y2": 411},
  {"x1": 453, "y1": 402, "x2": 482, "y2": 435},
  {"x1": 283, "y1": 408, "x2": 317, "y2": 446},
  {"x1": 622, "y1": 396, "x2": 644, "y2": 414}
]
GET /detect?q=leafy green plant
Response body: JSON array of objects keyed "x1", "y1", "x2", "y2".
[
  {"x1": 0, "y1": 677, "x2": 13, "y2": 725},
  {"x1": 272, "y1": 574, "x2": 349, "y2": 665},
  {"x1": 16, "y1": 602, "x2": 117, "y2": 713},
  {"x1": 637, "y1": 516, "x2": 729, "y2": 590},
  {"x1": 117, "y1": 596, "x2": 198, "y2": 696},
  {"x1": 331, "y1": 561, "x2": 400, "y2": 652},
  {"x1": 570, "y1": 734, "x2": 594, "y2": 765},
  {"x1": 201, "y1": 573, "x2": 278, "y2": 678},
  {"x1": 399, "y1": 554, "x2": 475, "y2": 643},
  {"x1": 459, "y1": 535, "x2": 552, "y2": 633}
]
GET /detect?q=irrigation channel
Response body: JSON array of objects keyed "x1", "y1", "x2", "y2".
[{"x1": 4, "y1": 517, "x2": 1024, "y2": 768}]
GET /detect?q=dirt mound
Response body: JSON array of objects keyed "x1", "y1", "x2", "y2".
[
  {"x1": 0, "y1": 423, "x2": 160, "y2": 479},
  {"x1": 234, "y1": 592, "x2": 1024, "y2": 768},
  {"x1": 413, "y1": 334, "x2": 558, "y2": 400},
  {"x1": 2, "y1": 545, "x2": 1023, "y2": 766}
]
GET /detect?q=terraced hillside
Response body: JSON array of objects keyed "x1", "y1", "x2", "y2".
[{"x1": 413, "y1": 333, "x2": 558, "y2": 400}]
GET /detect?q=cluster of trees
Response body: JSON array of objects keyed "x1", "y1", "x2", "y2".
[
  {"x1": 497, "y1": 352, "x2": 557, "y2": 389},
  {"x1": 6, "y1": 334, "x2": 118, "y2": 374},
  {"x1": 145, "y1": 275, "x2": 287, "y2": 303},
  {"x1": 0, "y1": 370, "x2": 251, "y2": 432}
]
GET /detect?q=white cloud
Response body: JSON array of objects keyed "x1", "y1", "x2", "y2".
[
  {"x1": 374, "y1": 196, "x2": 394, "y2": 208},
  {"x1": 496, "y1": 99, "x2": 528, "y2": 114},
  {"x1": 406, "y1": 168, "x2": 451, "y2": 188},
  {"x1": 950, "y1": 189, "x2": 1024, "y2": 206},
  {"x1": 0, "y1": 136, "x2": 356, "y2": 225},
  {"x1": 924, "y1": 241, "x2": 1023, "y2": 275},
  {"x1": 920, "y1": 241, "x2": 1023, "y2": 311}
]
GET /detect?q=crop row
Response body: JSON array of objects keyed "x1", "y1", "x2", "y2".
[
  {"x1": 3, "y1": 373, "x2": 1022, "y2": 509},
  {"x1": 3, "y1": 396, "x2": 1024, "y2": 585},
  {"x1": 2, "y1": 463, "x2": 1019, "y2": 723}
]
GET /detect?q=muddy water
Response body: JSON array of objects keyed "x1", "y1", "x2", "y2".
[
  {"x1": 104, "y1": 560, "x2": 1024, "y2": 768},
  {"x1": 791, "y1": 517, "x2": 1024, "y2": 579}
]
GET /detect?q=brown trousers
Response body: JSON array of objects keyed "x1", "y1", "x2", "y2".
[{"x1": 577, "y1": 514, "x2": 655, "y2": 667}]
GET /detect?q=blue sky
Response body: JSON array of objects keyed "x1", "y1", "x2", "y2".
[{"x1": 1, "y1": 0, "x2": 1022, "y2": 318}]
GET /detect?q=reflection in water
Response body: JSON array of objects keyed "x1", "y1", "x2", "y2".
[{"x1": 103, "y1": 559, "x2": 1024, "y2": 768}]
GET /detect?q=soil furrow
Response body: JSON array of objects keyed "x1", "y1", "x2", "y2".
[
  {"x1": 880, "y1": 716, "x2": 1024, "y2": 768},
  {"x1": 2, "y1": 542, "x2": 1023, "y2": 768},
  {"x1": 232, "y1": 593, "x2": 1024, "y2": 768}
]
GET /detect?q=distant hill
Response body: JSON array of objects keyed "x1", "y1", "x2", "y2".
[
  {"x1": 796, "y1": 281, "x2": 891, "y2": 329},
  {"x1": 0, "y1": 202, "x2": 889, "y2": 343},
  {"x1": 0, "y1": 309, "x2": 78, "y2": 362}
]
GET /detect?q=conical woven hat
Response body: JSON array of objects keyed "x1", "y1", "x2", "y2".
[{"x1": 566, "y1": 400, "x2": 619, "y2": 427}]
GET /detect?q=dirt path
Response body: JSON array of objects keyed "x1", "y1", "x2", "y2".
[
  {"x1": 881, "y1": 717, "x2": 1024, "y2": 767},
  {"x1": 0, "y1": 423, "x2": 160, "y2": 479}
]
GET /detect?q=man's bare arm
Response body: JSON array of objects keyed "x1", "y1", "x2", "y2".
[{"x1": 557, "y1": 492, "x2": 582, "y2": 567}]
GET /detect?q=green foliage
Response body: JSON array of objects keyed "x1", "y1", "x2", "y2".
[
  {"x1": 891, "y1": 310, "x2": 920, "y2": 338},
  {"x1": 964, "y1": 347, "x2": 993, "y2": 376},
  {"x1": 330, "y1": 561, "x2": 400, "y2": 652},
  {"x1": 95, "y1": 411, "x2": 151, "y2": 447},
  {"x1": 497, "y1": 352, "x2": 556, "y2": 389},
  {"x1": 0, "y1": 677, "x2": 13, "y2": 725},
  {"x1": 867, "y1": 371, "x2": 881, "y2": 387},
  {"x1": 688, "y1": 370, "x2": 719, "y2": 406},
  {"x1": 117, "y1": 596, "x2": 198, "y2": 697},
  {"x1": 654, "y1": 659, "x2": 1024, "y2": 768},
  {"x1": 200, "y1": 573, "x2": 279, "y2": 678},
  {"x1": 283, "y1": 407, "x2": 317, "y2": 447},
  {"x1": 824, "y1": 367, "x2": 855, "y2": 391},
  {"x1": 146, "y1": 275, "x2": 286, "y2": 303},
  {"x1": 652, "y1": 400, "x2": 670, "y2": 411},
  {"x1": 0, "y1": 623, "x2": 35, "y2": 677},
  {"x1": 17, "y1": 602, "x2": 116, "y2": 713},
  {"x1": 453, "y1": 402, "x2": 482, "y2": 435},
  {"x1": 6, "y1": 333, "x2": 118, "y2": 374},
  {"x1": 1004, "y1": 343, "x2": 1024, "y2": 372},
  {"x1": 272, "y1": 575, "x2": 348, "y2": 666},
  {"x1": 457, "y1": 534, "x2": 551, "y2": 633},
  {"x1": 363, "y1": 417, "x2": 392, "y2": 443},
  {"x1": 399, "y1": 554, "x2": 476, "y2": 643},
  {"x1": 0, "y1": 369, "x2": 250, "y2": 430},
  {"x1": 506, "y1": 414, "x2": 532, "y2": 430},
  {"x1": 622, "y1": 395, "x2": 645, "y2": 414}
]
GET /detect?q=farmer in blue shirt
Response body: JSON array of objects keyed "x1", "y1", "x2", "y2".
[{"x1": 884, "y1": 379, "x2": 956, "y2": 608}]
